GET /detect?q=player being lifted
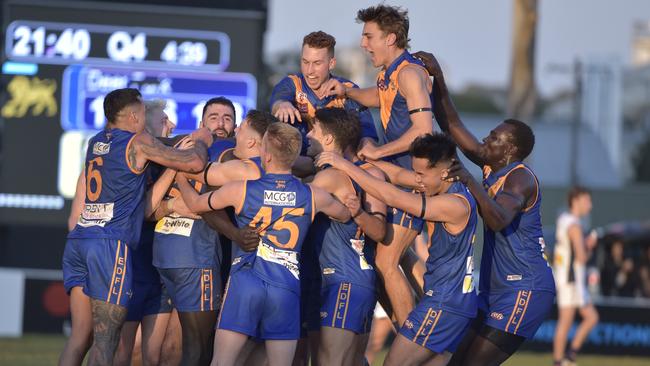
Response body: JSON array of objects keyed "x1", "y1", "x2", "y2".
[
  {"x1": 176, "y1": 123, "x2": 351, "y2": 366},
  {"x1": 316, "y1": 133, "x2": 478, "y2": 366},
  {"x1": 322, "y1": 4, "x2": 434, "y2": 326},
  {"x1": 305, "y1": 107, "x2": 387, "y2": 366},
  {"x1": 63, "y1": 88, "x2": 213, "y2": 366}
]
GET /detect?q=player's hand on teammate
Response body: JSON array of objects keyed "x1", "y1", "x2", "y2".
[
  {"x1": 274, "y1": 101, "x2": 302, "y2": 124},
  {"x1": 343, "y1": 193, "x2": 363, "y2": 218},
  {"x1": 442, "y1": 158, "x2": 472, "y2": 184},
  {"x1": 319, "y1": 78, "x2": 346, "y2": 98},
  {"x1": 412, "y1": 51, "x2": 443, "y2": 79},
  {"x1": 237, "y1": 226, "x2": 261, "y2": 252},
  {"x1": 357, "y1": 142, "x2": 382, "y2": 161},
  {"x1": 190, "y1": 127, "x2": 214, "y2": 146},
  {"x1": 169, "y1": 196, "x2": 201, "y2": 219},
  {"x1": 315, "y1": 151, "x2": 347, "y2": 169},
  {"x1": 176, "y1": 135, "x2": 195, "y2": 150}
]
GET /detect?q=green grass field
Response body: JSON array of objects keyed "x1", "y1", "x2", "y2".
[{"x1": 2, "y1": 334, "x2": 649, "y2": 366}]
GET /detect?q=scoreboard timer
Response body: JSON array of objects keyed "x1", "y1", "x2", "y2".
[{"x1": 0, "y1": 0, "x2": 266, "y2": 226}]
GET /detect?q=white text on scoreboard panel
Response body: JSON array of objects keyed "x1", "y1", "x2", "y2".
[{"x1": 5, "y1": 20, "x2": 230, "y2": 71}]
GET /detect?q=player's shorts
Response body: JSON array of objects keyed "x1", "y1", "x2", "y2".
[
  {"x1": 300, "y1": 277, "x2": 322, "y2": 336},
  {"x1": 399, "y1": 297, "x2": 472, "y2": 353},
  {"x1": 387, "y1": 206, "x2": 424, "y2": 232},
  {"x1": 480, "y1": 289, "x2": 555, "y2": 339},
  {"x1": 158, "y1": 267, "x2": 221, "y2": 312},
  {"x1": 217, "y1": 267, "x2": 300, "y2": 340},
  {"x1": 320, "y1": 282, "x2": 376, "y2": 334},
  {"x1": 556, "y1": 280, "x2": 591, "y2": 308},
  {"x1": 62, "y1": 238, "x2": 134, "y2": 307},
  {"x1": 126, "y1": 281, "x2": 173, "y2": 322}
]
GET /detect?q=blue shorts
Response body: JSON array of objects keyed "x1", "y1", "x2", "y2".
[
  {"x1": 320, "y1": 282, "x2": 376, "y2": 334},
  {"x1": 126, "y1": 281, "x2": 173, "y2": 321},
  {"x1": 387, "y1": 206, "x2": 424, "y2": 232},
  {"x1": 62, "y1": 238, "x2": 134, "y2": 307},
  {"x1": 217, "y1": 267, "x2": 300, "y2": 340},
  {"x1": 399, "y1": 296, "x2": 472, "y2": 353},
  {"x1": 300, "y1": 277, "x2": 321, "y2": 336},
  {"x1": 480, "y1": 289, "x2": 555, "y2": 339},
  {"x1": 158, "y1": 267, "x2": 221, "y2": 312}
]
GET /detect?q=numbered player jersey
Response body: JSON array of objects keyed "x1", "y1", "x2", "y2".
[
  {"x1": 68, "y1": 128, "x2": 147, "y2": 248},
  {"x1": 377, "y1": 51, "x2": 433, "y2": 169},
  {"x1": 233, "y1": 173, "x2": 314, "y2": 294},
  {"x1": 316, "y1": 161, "x2": 376, "y2": 289},
  {"x1": 423, "y1": 182, "x2": 478, "y2": 318},
  {"x1": 479, "y1": 162, "x2": 555, "y2": 295}
]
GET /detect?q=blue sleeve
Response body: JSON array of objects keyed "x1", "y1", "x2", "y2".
[
  {"x1": 270, "y1": 76, "x2": 297, "y2": 107},
  {"x1": 344, "y1": 98, "x2": 378, "y2": 141}
]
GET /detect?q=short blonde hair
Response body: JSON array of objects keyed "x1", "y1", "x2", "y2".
[
  {"x1": 264, "y1": 123, "x2": 302, "y2": 168},
  {"x1": 144, "y1": 99, "x2": 167, "y2": 134}
]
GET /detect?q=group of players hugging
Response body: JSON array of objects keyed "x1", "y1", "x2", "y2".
[{"x1": 60, "y1": 4, "x2": 556, "y2": 366}]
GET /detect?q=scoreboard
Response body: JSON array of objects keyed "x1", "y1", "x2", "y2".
[{"x1": 0, "y1": 0, "x2": 266, "y2": 227}]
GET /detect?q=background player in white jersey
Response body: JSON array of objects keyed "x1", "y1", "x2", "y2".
[{"x1": 553, "y1": 186, "x2": 599, "y2": 366}]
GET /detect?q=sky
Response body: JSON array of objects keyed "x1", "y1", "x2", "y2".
[{"x1": 265, "y1": 0, "x2": 650, "y2": 96}]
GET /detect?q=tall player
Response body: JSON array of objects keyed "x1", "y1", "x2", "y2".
[
  {"x1": 553, "y1": 187, "x2": 599, "y2": 366},
  {"x1": 63, "y1": 88, "x2": 212, "y2": 365},
  {"x1": 315, "y1": 133, "x2": 478, "y2": 366},
  {"x1": 322, "y1": 4, "x2": 433, "y2": 326},
  {"x1": 176, "y1": 123, "x2": 351, "y2": 366},
  {"x1": 416, "y1": 51, "x2": 555, "y2": 366},
  {"x1": 305, "y1": 108, "x2": 387, "y2": 366}
]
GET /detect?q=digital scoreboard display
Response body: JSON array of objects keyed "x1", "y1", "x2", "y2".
[{"x1": 0, "y1": 0, "x2": 266, "y2": 227}]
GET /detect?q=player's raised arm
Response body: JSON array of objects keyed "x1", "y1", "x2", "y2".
[
  {"x1": 347, "y1": 165, "x2": 387, "y2": 243},
  {"x1": 144, "y1": 168, "x2": 176, "y2": 219},
  {"x1": 310, "y1": 185, "x2": 351, "y2": 223},
  {"x1": 185, "y1": 159, "x2": 260, "y2": 187},
  {"x1": 131, "y1": 127, "x2": 212, "y2": 174},
  {"x1": 321, "y1": 78, "x2": 380, "y2": 108},
  {"x1": 414, "y1": 51, "x2": 484, "y2": 166},
  {"x1": 368, "y1": 159, "x2": 420, "y2": 190}
]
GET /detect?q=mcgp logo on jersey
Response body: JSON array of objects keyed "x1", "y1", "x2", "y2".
[{"x1": 264, "y1": 190, "x2": 296, "y2": 206}]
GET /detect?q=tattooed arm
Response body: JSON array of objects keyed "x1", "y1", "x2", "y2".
[{"x1": 129, "y1": 128, "x2": 212, "y2": 173}]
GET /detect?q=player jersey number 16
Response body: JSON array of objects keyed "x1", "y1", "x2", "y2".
[
  {"x1": 249, "y1": 206, "x2": 304, "y2": 250},
  {"x1": 87, "y1": 157, "x2": 103, "y2": 202}
]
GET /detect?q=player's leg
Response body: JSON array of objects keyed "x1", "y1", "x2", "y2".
[
  {"x1": 141, "y1": 312, "x2": 172, "y2": 365},
  {"x1": 178, "y1": 310, "x2": 217, "y2": 365},
  {"x1": 307, "y1": 330, "x2": 321, "y2": 366},
  {"x1": 87, "y1": 299, "x2": 128, "y2": 365},
  {"x1": 552, "y1": 306, "x2": 576, "y2": 363},
  {"x1": 212, "y1": 329, "x2": 250, "y2": 366},
  {"x1": 399, "y1": 246, "x2": 426, "y2": 298},
  {"x1": 457, "y1": 327, "x2": 524, "y2": 366},
  {"x1": 292, "y1": 338, "x2": 309, "y2": 366},
  {"x1": 113, "y1": 321, "x2": 139, "y2": 366},
  {"x1": 383, "y1": 333, "x2": 435, "y2": 366},
  {"x1": 375, "y1": 222, "x2": 419, "y2": 326},
  {"x1": 567, "y1": 304, "x2": 599, "y2": 362},
  {"x1": 364, "y1": 308, "x2": 393, "y2": 365},
  {"x1": 421, "y1": 352, "x2": 453, "y2": 366},
  {"x1": 58, "y1": 286, "x2": 93, "y2": 366},
  {"x1": 160, "y1": 309, "x2": 182, "y2": 366},
  {"x1": 353, "y1": 333, "x2": 370, "y2": 366},
  {"x1": 265, "y1": 340, "x2": 298, "y2": 366},
  {"x1": 318, "y1": 327, "x2": 356, "y2": 366}
]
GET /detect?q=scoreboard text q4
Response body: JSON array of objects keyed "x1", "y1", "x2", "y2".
[{"x1": 0, "y1": 0, "x2": 265, "y2": 225}]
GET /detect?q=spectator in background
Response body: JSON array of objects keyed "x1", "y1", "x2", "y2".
[
  {"x1": 601, "y1": 240, "x2": 637, "y2": 297},
  {"x1": 637, "y1": 245, "x2": 650, "y2": 298}
]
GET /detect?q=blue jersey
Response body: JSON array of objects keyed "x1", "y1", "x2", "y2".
[
  {"x1": 423, "y1": 182, "x2": 478, "y2": 318},
  {"x1": 152, "y1": 140, "x2": 237, "y2": 269},
  {"x1": 377, "y1": 51, "x2": 433, "y2": 169},
  {"x1": 68, "y1": 128, "x2": 147, "y2": 248},
  {"x1": 233, "y1": 173, "x2": 315, "y2": 294},
  {"x1": 132, "y1": 165, "x2": 164, "y2": 282},
  {"x1": 317, "y1": 162, "x2": 376, "y2": 289},
  {"x1": 479, "y1": 162, "x2": 555, "y2": 295},
  {"x1": 270, "y1": 73, "x2": 378, "y2": 154},
  {"x1": 207, "y1": 138, "x2": 235, "y2": 162}
]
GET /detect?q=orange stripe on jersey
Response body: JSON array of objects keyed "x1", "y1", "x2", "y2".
[
  {"x1": 218, "y1": 147, "x2": 235, "y2": 163},
  {"x1": 506, "y1": 290, "x2": 522, "y2": 332},
  {"x1": 377, "y1": 60, "x2": 410, "y2": 130},
  {"x1": 235, "y1": 181, "x2": 248, "y2": 215},
  {"x1": 342, "y1": 283, "x2": 352, "y2": 328},
  {"x1": 289, "y1": 75, "x2": 316, "y2": 118},
  {"x1": 514, "y1": 291, "x2": 532, "y2": 334},
  {"x1": 422, "y1": 310, "x2": 442, "y2": 346},
  {"x1": 107, "y1": 241, "x2": 121, "y2": 302},
  {"x1": 310, "y1": 187, "x2": 316, "y2": 222},
  {"x1": 485, "y1": 164, "x2": 526, "y2": 199},
  {"x1": 116, "y1": 244, "x2": 128, "y2": 305},
  {"x1": 442, "y1": 193, "x2": 472, "y2": 235},
  {"x1": 413, "y1": 308, "x2": 432, "y2": 342},
  {"x1": 332, "y1": 283, "x2": 344, "y2": 327}
]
